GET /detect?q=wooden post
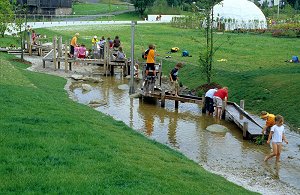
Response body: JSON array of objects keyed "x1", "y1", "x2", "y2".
[
  {"x1": 240, "y1": 100, "x2": 245, "y2": 120},
  {"x1": 201, "y1": 94, "x2": 206, "y2": 113},
  {"x1": 53, "y1": 36, "x2": 57, "y2": 70},
  {"x1": 159, "y1": 60, "x2": 162, "y2": 86},
  {"x1": 43, "y1": 60, "x2": 45, "y2": 68},
  {"x1": 243, "y1": 122, "x2": 248, "y2": 139},
  {"x1": 175, "y1": 100, "x2": 179, "y2": 109},
  {"x1": 221, "y1": 100, "x2": 226, "y2": 119},
  {"x1": 29, "y1": 44, "x2": 32, "y2": 56},
  {"x1": 161, "y1": 89, "x2": 166, "y2": 107},
  {"x1": 64, "y1": 41, "x2": 68, "y2": 72},
  {"x1": 57, "y1": 36, "x2": 62, "y2": 69}
]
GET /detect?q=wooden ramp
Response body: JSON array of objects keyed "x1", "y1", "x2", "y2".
[
  {"x1": 226, "y1": 102, "x2": 263, "y2": 139},
  {"x1": 143, "y1": 90, "x2": 263, "y2": 139}
]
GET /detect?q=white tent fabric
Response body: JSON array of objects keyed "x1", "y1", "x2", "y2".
[{"x1": 213, "y1": 0, "x2": 267, "y2": 30}]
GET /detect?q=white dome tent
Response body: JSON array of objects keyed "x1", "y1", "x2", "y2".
[{"x1": 212, "y1": 0, "x2": 267, "y2": 30}]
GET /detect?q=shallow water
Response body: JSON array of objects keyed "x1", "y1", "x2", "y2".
[{"x1": 70, "y1": 74, "x2": 300, "y2": 194}]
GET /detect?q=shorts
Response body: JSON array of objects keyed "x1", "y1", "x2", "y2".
[
  {"x1": 78, "y1": 54, "x2": 85, "y2": 59},
  {"x1": 171, "y1": 80, "x2": 179, "y2": 92},
  {"x1": 213, "y1": 96, "x2": 223, "y2": 108},
  {"x1": 70, "y1": 45, "x2": 74, "y2": 55},
  {"x1": 205, "y1": 97, "x2": 214, "y2": 113},
  {"x1": 146, "y1": 63, "x2": 155, "y2": 71}
]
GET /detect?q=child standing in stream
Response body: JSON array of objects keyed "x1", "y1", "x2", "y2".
[{"x1": 264, "y1": 115, "x2": 288, "y2": 163}]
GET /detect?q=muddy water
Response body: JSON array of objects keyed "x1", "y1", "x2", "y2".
[{"x1": 70, "y1": 74, "x2": 300, "y2": 195}]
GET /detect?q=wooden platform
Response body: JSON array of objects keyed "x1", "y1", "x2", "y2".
[
  {"x1": 226, "y1": 102, "x2": 263, "y2": 139},
  {"x1": 142, "y1": 90, "x2": 263, "y2": 139}
]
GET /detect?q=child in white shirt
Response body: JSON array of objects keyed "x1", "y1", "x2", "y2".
[{"x1": 264, "y1": 115, "x2": 288, "y2": 162}]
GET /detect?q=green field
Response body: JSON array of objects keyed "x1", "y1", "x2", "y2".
[
  {"x1": 72, "y1": 2, "x2": 130, "y2": 15},
  {"x1": 25, "y1": 23, "x2": 300, "y2": 131},
  {"x1": 0, "y1": 52, "x2": 256, "y2": 194}
]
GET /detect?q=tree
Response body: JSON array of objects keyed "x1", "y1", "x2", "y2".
[
  {"x1": 14, "y1": 4, "x2": 27, "y2": 61},
  {"x1": 130, "y1": 0, "x2": 155, "y2": 16},
  {"x1": 197, "y1": 0, "x2": 222, "y2": 83},
  {"x1": 0, "y1": 0, "x2": 15, "y2": 37}
]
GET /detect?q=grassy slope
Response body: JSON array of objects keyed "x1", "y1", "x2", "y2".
[
  {"x1": 34, "y1": 24, "x2": 300, "y2": 130},
  {"x1": 0, "y1": 52, "x2": 255, "y2": 193}
]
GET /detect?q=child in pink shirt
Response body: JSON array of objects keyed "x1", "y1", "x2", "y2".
[{"x1": 78, "y1": 44, "x2": 86, "y2": 59}]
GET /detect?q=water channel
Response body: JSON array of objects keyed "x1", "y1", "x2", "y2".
[{"x1": 69, "y1": 73, "x2": 300, "y2": 194}]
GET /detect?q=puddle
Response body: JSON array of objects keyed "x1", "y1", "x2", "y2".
[{"x1": 69, "y1": 74, "x2": 300, "y2": 195}]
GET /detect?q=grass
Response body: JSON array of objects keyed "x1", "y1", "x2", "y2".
[
  {"x1": 30, "y1": 23, "x2": 300, "y2": 131},
  {"x1": 72, "y1": 2, "x2": 130, "y2": 15},
  {"x1": 0, "y1": 52, "x2": 256, "y2": 194},
  {"x1": 1, "y1": 23, "x2": 299, "y2": 127}
]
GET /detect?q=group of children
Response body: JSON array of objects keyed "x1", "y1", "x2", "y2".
[
  {"x1": 204, "y1": 87, "x2": 289, "y2": 163},
  {"x1": 69, "y1": 33, "x2": 124, "y2": 60},
  {"x1": 204, "y1": 87, "x2": 228, "y2": 119}
]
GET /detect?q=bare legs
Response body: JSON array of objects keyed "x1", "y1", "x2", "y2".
[{"x1": 264, "y1": 142, "x2": 282, "y2": 162}]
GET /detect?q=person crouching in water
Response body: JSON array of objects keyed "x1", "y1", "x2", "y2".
[{"x1": 264, "y1": 115, "x2": 288, "y2": 162}]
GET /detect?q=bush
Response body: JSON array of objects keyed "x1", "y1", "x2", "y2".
[{"x1": 270, "y1": 23, "x2": 300, "y2": 37}]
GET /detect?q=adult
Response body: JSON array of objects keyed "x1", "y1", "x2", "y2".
[
  {"x1": 205, "y1": 88, "x2": 218, "y2": 115},
  {"x1": 260, "y1": 111, "x2": 275, "y2": 135},
  {"x1": 70, "y1": 33, "x2": 79, "y2": 58},
  {"x1": 113, "y1": 35, "x2": 121, "y2": 50},
  {"x1": 213, "y1": 87, "x2": 228, "y2": 119}
]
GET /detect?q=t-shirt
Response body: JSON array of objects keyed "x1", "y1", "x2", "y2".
[
  {"x1": 271, "y1": 124, "x2": 285, "y2": 143},
  {"x1": 78, "y1": 46, "x2": 86, "y2": 56},
  {"x1": 266, "y1": 114, "x2": 275, "y2": 127},
  {"x1": 91, "y1": 38, "x2": 98, "y2": 45},
  {"x1": 146, "y1": 49, "x2": 155, "y2": 64},
  {"x1": 116, "y1": 51, "x2": 125, "y2": 60},
  {"x1": 214, "y1": 88, "x2": 228, "y2": 100},
  {"x1": 170, "y1": 68, "x2": 179, "y2": 81},
  {"x1": 70, "y1": 36, "x2": 77, "y2": 47},
  {"x1": 113, "y1": 39, "x2": 120, "y2": 47},
  {"x1": 205, "y1": 89, "x2": 217, "y2": 99}
]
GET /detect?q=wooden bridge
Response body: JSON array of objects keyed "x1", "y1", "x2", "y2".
[
  {"x1": 142, "y1": 90, "x2": 263, "y2": 139},
  {"x1": 41, "y1": 36, "x2": 130, "y2": 75}
]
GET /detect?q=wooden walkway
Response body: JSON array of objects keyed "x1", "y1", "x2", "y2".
[{"x1": 143, "y1": 91, "x2": 264, "y2": 139}]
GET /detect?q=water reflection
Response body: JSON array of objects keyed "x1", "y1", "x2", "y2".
[{"x1": 69, "y1": 75, "x2": 300, "y2": 194}]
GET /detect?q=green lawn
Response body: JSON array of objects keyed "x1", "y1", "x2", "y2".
[
  {"x1": 72, "y1": 2, "x2": 130, "y2": 15},
  {"x1": 30, "y1": 24, "x2": 300, "y2": 131},
  {"x1": 0, "y1": 52, "x2": 256, "y2": 194}
]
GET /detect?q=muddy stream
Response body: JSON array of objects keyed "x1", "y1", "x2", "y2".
[
  {"x1": 25, "y1": 55, "x2": 300, "y2": 195},
  {"x1": 69, "y1": 73, "x2": 300, "y2": 195}
]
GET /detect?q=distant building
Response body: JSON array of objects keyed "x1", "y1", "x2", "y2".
[{"x1": 16, "y1": 0, "x2": 72, "y2": 15}]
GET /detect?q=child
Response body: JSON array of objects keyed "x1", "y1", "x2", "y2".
[
  {"x1": 146, "y1": 44, "x2": 157, "y2": 77},
  {"x1": 78, "y1": 44, "x2": 86, "y2": 59},
  {"x1": 107, "y1": 37, "x2": 113, "y2": 48},
  {"x1": 169, "y1": 62, "x2": 183, "y2": 97},
  {"x1": 115, "y1": 46, "x2": 126, "y2": 60},
  {"x1": 31, "y1": 30, "x2": 37, "y2": 45},
  {"x1": 264, "y1": 115, "x2": 288, "y2": 162},
  {"x1": 213, "y1": 87, "x2": 228, "y2": 119},
  {"x1": 205, "y1": 88, "x2": 218, "y2": 115}
]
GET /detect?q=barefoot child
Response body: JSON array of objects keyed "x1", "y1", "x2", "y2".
[
  {"x1": 169, "y1": 62, "x2": 183, "y2": 97},
  {"x1": 264, "y1": 115, "x2": 288, "y2": 162}
]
